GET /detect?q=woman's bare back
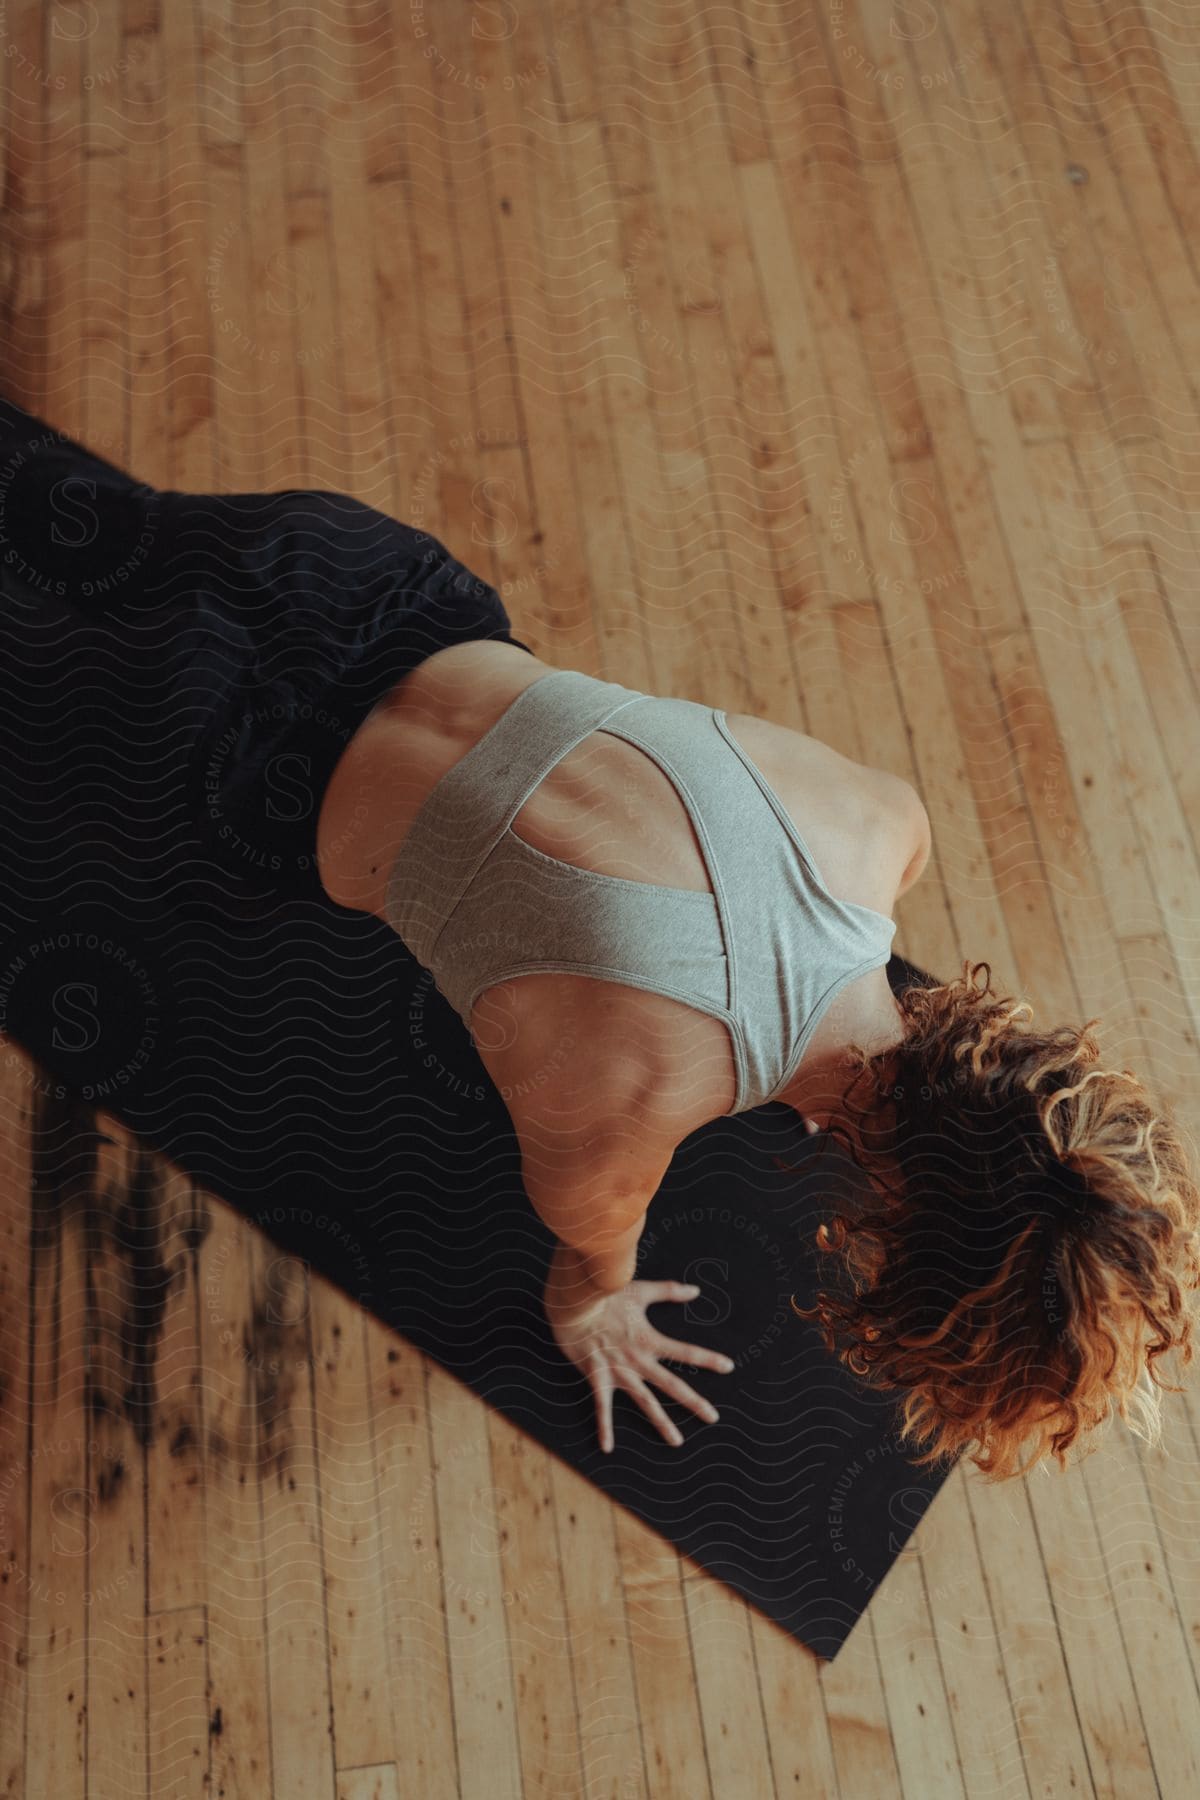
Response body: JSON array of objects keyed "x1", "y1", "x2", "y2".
[{"x1": 315, "y1": 640, "x2": 917, "y2": 1143}]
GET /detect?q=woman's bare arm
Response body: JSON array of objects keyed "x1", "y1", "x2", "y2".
[
  {"x1": 527, "y1": 1126, "x2": 736, "y2": 1452},
  {"x1": 892, "y1": 779, "x2": 932, "y2": 898},
  {"x1": 520, "y1": 1126, "x2": 678, "y2": 1294}
]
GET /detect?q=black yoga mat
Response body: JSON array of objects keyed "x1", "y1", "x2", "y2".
[
  {"x1": 0, "y1": 406, "x2": 958, "y2": 1662},
  {"x1": 1, "y1": 880, "x2": 955, "y2": 1659}
]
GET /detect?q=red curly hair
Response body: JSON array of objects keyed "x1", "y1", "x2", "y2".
[{"x1": 792, "y1": 960, "x2": 1200, "y2": 1483}]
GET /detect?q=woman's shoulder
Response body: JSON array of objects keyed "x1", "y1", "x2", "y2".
[
  {"x1": 316, "y1": 639, "x2": 554, "y2": 909},
  {"x1": 721, "y1": 709, "x2": 922, "y2": 914},
  {"x1": 373, "y1": 636, "x2": 554, "y2": 731}
]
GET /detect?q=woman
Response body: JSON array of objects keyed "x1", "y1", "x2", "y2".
[
  {"x1": 313, "y1": 641, "x2": 1200, "y2": 1484},
  {"x1": 314, "y1": 632, "x2": 929, "y2": 1454},
  {"x1": 5, "y1": 395, "x2": 1198, "y2": 1474}
]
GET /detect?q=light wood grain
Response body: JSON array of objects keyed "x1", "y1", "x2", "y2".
[{"x1": 2, "y1": 2, "x2": 1199, "y2": 1795}]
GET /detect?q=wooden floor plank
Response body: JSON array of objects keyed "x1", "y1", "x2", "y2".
[
  {"x1": 1062, "y1": 0, "x2": 1200, "y2": 397},
  {"x1": 1138, "y1": 0, "x2": 1200, "y2": 149},
  {"x1": 248, "y1": 1229, "x2": 338, "y2": 1800},
  {"x1": 439, "y1": 12, "x2": 524, "y2": 452},
  {"x1": 1026, "y1": 437, "x2": 1200, "y2": 1097},
  {"x1": 694, "y1": 0, "x2": 770, "y2": 168},
  {"x1": 22, "y1": 1094, "x2": 95, "y2": 1800},
  {"x1": 81, "y1": 0, "x2": 127, "y2": 452},
  {"x1": 789, "y1": 8, "x2": 1020, "y2": 986},
  {"x1": 367, "y1": 1334, "x2": 461, "y2": 1800},
  {"x1": 618, "y1": 6, "x2": 755, "y2": 709},
  {"x1": 3, "y1": 0, "x2": 52, "y2": 396},
  {"x1": 1020, "y1": 1431, "x2": 1162, "y2": 1800},
  {"x1": 195, "y1": 1196, "x2": 276, "y2": 1800},
  {"x1": 456, "y1": 20, "x2": 600, "y2": 660},
  {"x1": 533, "y1": 0, "x2": 599, "y2": 127},
  {"x1": 160, "y1": 0, "x2": 215, "y2": 487},
  {"x1": 43, "y1": 1, "x2": 86, "y2": 427},
  {"x1": 1128, "y1": 1389, "x2": 1200, "y2": 1700},
  {"x1": 890, "y1": 1463, "x2": 1033, "y2": 1800},
  {"x1": 614, "y1": 1505, "x2": 714, "y2": 1800},
  {"x1": 422, "y1": 1362, "x2": 525, "y2": 1800},
  {"x1": 1076, "y1": 1403, "x2": 1200, "y2": 1797},
  {"x1": 960, "y1": 1473, "x2": 1095, "y2": 1800},
  {"x1": 544, "y1": 112, "x2": 694, "y2": 686},
  {"x1": 310, "y1": 1287, "x2": 394, "y2": 1774},
  {"x1": 639, "y1": 2, "x2": 813, "y2": 726},
  {"x1": 279, "y1": 162, "x2": 342, "y2": 491},
  {"x1": 818, "y1": 1602, "x2": 904, "y2": 1800},
  {"x1": 926, "y1": 19, "x2": 1085, "y2": 450},
  {"x1": 147, "y1": 1605, "x2": 209, "y2": 1800},
  {"x1": 0, "y1": 1058, "x2": 34, "y2": 1799},
  {"x1": 191, "y1": 2, "x2": 262, "y2": 494},
  {"x1": 125, "y1": 17, "x2": 169, "y2": 485},
  {"x1": 319, "y1": 0, "x2": 396, "y2": 509},
  {"x1": 748, "y1": 1607, "x2": 840, "y2": 1800},
  {"x1": 7, "y1": 5, "x2": 1200, "y2": 1795},
  {"x1": 548, "y1": 1458, "x2": 648, "y2": 1800},
  {"x1": 336, "y1": 1763, "x2": 401, "y2": 1800},
  {"x1": 681, "y1": 1581, "x2": 777, "y2": 1800},
  {"x1": 84, "y1": 1124, "x2": 150, "y2": 1800},
  {"x1": 735, "y1": 157, "x2": 879, "y2": 644},
  {"x1": 145, "y1": 1161, "x2": 207, "y2": 1608},
  {"x1": 235, "y1": 1, "x2": 308, "y2": 480},
  {"x1": 483, "y1": 1419, "x2": 588, "y2": 1799},
  {"x1": 979, "y1": 7, "x2": 1200, "y2": 694},
  {"x1": 1011, "y1": 0, "x2": 1200, "y2": 677}
]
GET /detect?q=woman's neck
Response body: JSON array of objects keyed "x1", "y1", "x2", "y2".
[{"x1": 775, "y1": 967, "x2": 906, "y2": 1126}]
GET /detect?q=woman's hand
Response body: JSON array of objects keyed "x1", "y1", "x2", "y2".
[{"x1": 544, "y1": 1242, "x2": 735, "y2": 1453}]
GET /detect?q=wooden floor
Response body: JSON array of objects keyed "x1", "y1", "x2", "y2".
[{"x1": 2, "y1": 1, "x2": 1200, "y2": 1795}]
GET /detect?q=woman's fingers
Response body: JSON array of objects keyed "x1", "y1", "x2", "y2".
[
  {"x1": 588, "y1": 1355, "x2": 615, "y2": 1453},
  {"x1": 635, "y1": 1354, "x2": 719, "y2": 1424},
  {"x1": 636, "y1": 1284, "x2": 734, "y2": 1374},
  {"x1": 578, "y1": 1284, "x2": 735, "y2": 1453},
  {"x1": 616, "y1": 1368, "x2": 685, "y2": 1447},
  {"x1": 651, "y1": 1333, "x2": 735, "y2": 1375},
  {"x1": 641, "y1": 1279, "x2": 700, "y2": 1307}
]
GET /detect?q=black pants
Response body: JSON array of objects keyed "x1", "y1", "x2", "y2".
[{"x1": 0, "y1": 394, "x2": 535, "y2": 911}]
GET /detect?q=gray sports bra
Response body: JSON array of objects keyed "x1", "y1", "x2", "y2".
[{"x1": 383, "y1": 668, "x2": 897, "y2": 1115}]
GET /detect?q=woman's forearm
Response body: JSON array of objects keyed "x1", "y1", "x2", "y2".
[
  {"x1": 522, "y1": 1140, "x2": 659, "y2": 1296},
  {"x1": 559, "y1": 1220, "x2": 645, "y2": 1297}
]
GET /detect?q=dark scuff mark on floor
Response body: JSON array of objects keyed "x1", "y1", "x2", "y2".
[
  {"x1": 28, "y1": 1086, "x2": 105, "y2": 1403},
  {"x1": 110, "y1": 1142, "x2": 175, "y2": 1448},
  {"x1": 243, "y1": 1256, "x2": 312, "y2": 1480},
  {"x1": 27, "y1": 1081, "x2": 209, "y2": 1488}
]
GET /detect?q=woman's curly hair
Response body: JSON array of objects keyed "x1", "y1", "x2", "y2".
[{"x1": 791, "y1": 959, "x2": 1200, "y2": 1484}]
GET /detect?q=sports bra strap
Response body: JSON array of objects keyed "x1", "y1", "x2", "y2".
[{"x1": 384, "y1": 669, "x2": 648, "y2": 969}]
